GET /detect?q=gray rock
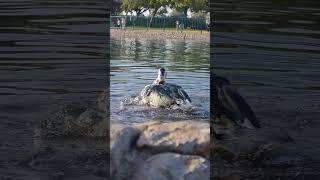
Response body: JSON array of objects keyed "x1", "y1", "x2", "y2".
[
  {"x1": 133, "y1": 153, "x2": 210, "y2": 180},
  {"x1": 97, "y1": 90, "x2": 107, "y2": 113},
  {"x1": 75, "y1": 109, "x2": 107, "y2": 138},
  {"x1": 34, "y1": 103, "x2": 87, "y2": 139},
  {"x1": 136, "y1": 121, "x2": 210, "y2": 157},
  {"x1": 34, "y1": 103, "x2": 107, "y2": 139},
  {"x1": 110, "y1": 123, "x2": 141, "y2": 179}
]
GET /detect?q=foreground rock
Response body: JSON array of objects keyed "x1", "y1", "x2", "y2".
[
  {"x1": 33, "y1": 96, "x2": 239, "y2": 180},
  {"x1": 34, "y1": 103, "x2": 107, "y2": 139},
  {"x1": 137, "y1": 121, "x2": 210, "y2": 158},
  {"x1": 33, "y1": 89, "x2": 317, "y2": 179},
  {"x1": 110, "y1": 123, "x2": 140, "y2": 179},
  {"x1": 110, "y1": 120, "x2": 212, "y2": 180},
  {"x1": 133, "y1": 153, "x2": 210, "y2": 180}
]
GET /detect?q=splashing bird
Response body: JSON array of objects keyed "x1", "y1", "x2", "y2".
[{"x1": 139, "y1": 67, "x2": 191, "y2": 108}]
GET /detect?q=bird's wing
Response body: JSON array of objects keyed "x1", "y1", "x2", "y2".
[
  {"x1": 178, "y1": 88, "x2": 192, "y2": 103},
  {"x1": 151, "y1": 85, "x2": 167, "y2": 96},
  {"x1": 141, "y1": 84, "x2": 153, "y2": 97},
  {"x1": 166, "y1": 83, "x2": 191, "y2": 103},
  {"x1": 222, "y1": 86, "x2": 260, "y2": 129}
]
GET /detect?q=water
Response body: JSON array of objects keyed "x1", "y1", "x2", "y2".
[
  {"x1": 0, "y1": 0, "x2": 107, "y2": 178},
  {"x1": 213, "y1": 0, "x2": 320, "y2": 178},
  {"x1": 111, "y1": 38, "x2": 210, "y2": 123},
  {"x1": 1, "y1": 0, "x2": 319, "y2": 178}
]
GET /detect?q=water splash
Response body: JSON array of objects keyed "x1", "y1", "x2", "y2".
[{"x1": 115, "y1": 93, "x2": 209, "y2": 123}]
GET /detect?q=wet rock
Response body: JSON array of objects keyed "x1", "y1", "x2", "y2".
[
  {"x1": 34, "y1": 103, "x2": 106, "y2": 139},
  {"x1": 212, "y1": 145, "x2": 237, "y2": 162},
  {"x1": 211, "y1": 126, "x2": 237, "y2": 161},
  {"x1": 110, "y1": 123, "x2": 141, "y2": 179},
  {"x1": 248, "y1": 143, "x2": 279, "y2": 163},
  {"x1": 137, "y1": 121, "x2": 210, "y2": 157},
  {"x1": 34, "y1": 103, "x2": 86, "y2": 139},
  {"x1": 97, "y1": 89, "x2": 107, "y2": 113},
  {"x1": 133, "y1": 153, "x2": 210, "y2": 180},
  {"x1": 34, "y1": 96, "x2": 213, "y2": 179},
  {"x1": 75, "y1": 109, "x2": 107, "y2": 138}
]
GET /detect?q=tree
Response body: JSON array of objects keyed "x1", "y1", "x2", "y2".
[
  {"x1": 120, "y1": 0, "x2": 131, "y2": 16},
  {"x1": 191, "y1": 11, "x2": 206, "y2": 18},
  {"x1": 172, "y1": 0, "x2": 189, "y2": 17},
  {"x1": 157, "y1": 7, "x2": 168, "y2": 16},
  {"x1": 172, "y1": 0, "x2": 208, "y2": 16},
  {"x1": 189, "y1": 0, "x2": 208, "y2": 13},
  {"x1": 147, "y1": 0, "x2": 171, "y2": 28},
  {"x1": 169, "y1": 9, "x2": 184, "y2": 17},
  {"x1": 130, "y1": 0, "x2": 149, "y2": 17}
]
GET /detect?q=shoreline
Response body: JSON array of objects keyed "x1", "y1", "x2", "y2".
[
  {"x1": 29, "y1": 89, "x2": 320, "y2": 179},
  {"x1": 110, "y1": 29, "x2": 210, "y2": 42}
]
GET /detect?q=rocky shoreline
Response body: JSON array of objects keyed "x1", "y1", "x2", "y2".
[
  {"x1": 111, "y1": 120, "x2": 211, "y2": 179},
  {"x1": 111, "y1": 29, "x2": 210, "y2": 42},
  {"x1": 28, "y1": 90, "x2": 312, "y2": 180},
  {"x1": 31, "y1": 90, "x2": 214, "y2": 179}
]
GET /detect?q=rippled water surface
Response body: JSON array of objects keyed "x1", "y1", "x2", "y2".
[
  {"x1": 213, "y1": 0, "x2": 320, "y2": 178},
  {"x1": 0, "y1": 0, "x2": 106, "y2": 178},
  {"x1": 111, "y1": 38, "x2": 210, "y2": 122}
]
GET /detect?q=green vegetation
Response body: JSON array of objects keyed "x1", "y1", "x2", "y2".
[
  {"x1": 120, "y1": 0, "x2": 208, "y2": 16},
  {"x1": 118, "y1": 0, "x2": 209, "y2": 29}
]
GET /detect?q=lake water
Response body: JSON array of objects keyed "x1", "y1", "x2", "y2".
[
  {"x1": 0, "y1": 0, "x2": 107, "y2": 178},
  {"x1": 213, "y1": 0, "x2": 320, "y2": 178},
  {"x1": 0, "y1": 0, "x2": 320, "y2": 179},
  {"x1": 110, "y1": 38, "x2": 210, "y2": 123}
]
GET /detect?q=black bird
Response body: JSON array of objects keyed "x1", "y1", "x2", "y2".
[{"x1": 213, "y1": 75, "x2": 260, "y2": 129}]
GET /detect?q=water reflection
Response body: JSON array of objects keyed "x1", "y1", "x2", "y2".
[{"x1": 111, "y1": 38, "x2": 209, "y2": 122}]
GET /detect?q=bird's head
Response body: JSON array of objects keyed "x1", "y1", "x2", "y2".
[{"x1": 154, "y1": 67, "x2": 166, "y2": 84}]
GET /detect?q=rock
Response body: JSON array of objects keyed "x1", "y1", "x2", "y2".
[
  {"x1": 133, "y1": 153, "x2": 210, "y2": 180},
  {"x1": 75, "y1": 109, "x2": 107, "y2": 138},
  {"x1": 34, "y1": 103, "x2": 107, "y2": 139},
  {"x1": 136, "y1": 121, "x2": 210, "y2": 157},
  {"x1": 247, "y1": 143, "x2": 282, "y2": 166},
  {"x1": 97, "y1": 90, "x2": 107, "y2": 113},
  {"x1": 34, "y1": 103, "x2": 87, "y2": 139},
  {"x1": 212, "y1": 145, "x2": 237, "y2": 162},
  {"x1": 34, "y1": 97, "x2": 213, "y2": 179},
  {"x1": 110, "y1": 123, "x2": 141, "y2": 180}
]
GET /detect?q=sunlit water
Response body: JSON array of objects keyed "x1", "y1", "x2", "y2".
[{"x1": 111, "y1": 38, "x2": 209, "y2": 123}]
